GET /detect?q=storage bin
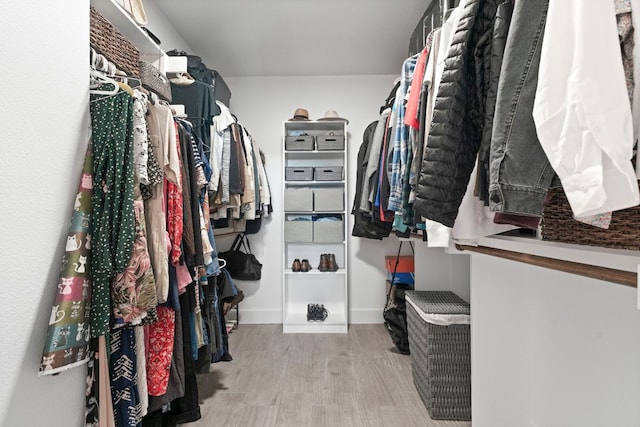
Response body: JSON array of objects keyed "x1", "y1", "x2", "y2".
[
  {"x1": 285, "y1": 135, "x2": 314, "y2": 151},
  {"x1": 313, "y1": 221, "x2": 344, "y2": 242},
  {"x1": 284, "y1": 221, "x2": 313, "y2": 242},
  {"x1": 384, "y1": 255, "x2": 415, "y2": 273},
  {"x1": 314, "y1": 166, "x2": 343, "y2": 181},
  {"x1": 541, "y1": 183, "x2": 640, "y2": 250},
  {"x1": 284, "y1": 189, "x2": 313, "y2": 211},
  {"x1": 313, "y1": 189, "x2": 344, "y2": 211},
  {"x1": 405, "y1": 291, "x2": 471, "y2": 421},
  {"x1": 285, "y1": 167, "x2": 314, "y2": 181},
  {"x1": 316, "y1": 135, "x2": 345, "y2": 150}
]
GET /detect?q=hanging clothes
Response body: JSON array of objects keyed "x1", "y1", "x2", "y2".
[
  {"x1": 110, "y1": 192, "x2": 158, "y2": 328},
  {"x1": 90, "y1": 90, "x2": 136, "y2": 338},
  {"x1": 40, "y1": 142, "x2": 93, "y2": 375},
  {"x1": 532, "y1": 0, "x2": 640, "y2": 217},
  {"x1": 170, "y1": 80, "x2": 215, "y2": 154},
  {"x1": 415, "y1": 0, "x2": 499, "y2": 228}
]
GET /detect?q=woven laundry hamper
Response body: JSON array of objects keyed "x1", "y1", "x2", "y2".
[{"x1": 405, "y1": 291, "x2": 471, "y2": 421}]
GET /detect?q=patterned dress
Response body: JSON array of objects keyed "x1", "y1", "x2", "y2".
[{"x1": 90, "y1": 90, "x2": 136, "y2": 337}]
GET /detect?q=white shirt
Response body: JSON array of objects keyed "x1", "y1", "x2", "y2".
[
  {"x1": 210, "y1": 101, "x2": 235, "y2": 191},
  {"x1": 533, "y1": 0, "x2": 639, "y2": 217},
  {"x1": 631, "y1": 0, "x2": 640, "y2": 178}
]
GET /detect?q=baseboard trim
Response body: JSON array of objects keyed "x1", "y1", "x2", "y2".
[{"x1": 236, "y1": 308, "x2": 281, "y2": 324}]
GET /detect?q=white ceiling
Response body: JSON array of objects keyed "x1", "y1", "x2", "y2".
[{"x1": 153, "y1": 0, "x2": 428, "y2": 77}]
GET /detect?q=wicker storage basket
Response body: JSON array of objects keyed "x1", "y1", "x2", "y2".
[
  {"x1": 541, "y1": 185, "x2": 640, "y2": 251},
  {"x1": 139, "y1": 60, "x2": 171, "y2": 101},
  {"x1": 406, "y1": 291, "x2": 471, "y2": 421},
  {"x1": 90, "y1": 6, "x2": 140, "y2": 77}
]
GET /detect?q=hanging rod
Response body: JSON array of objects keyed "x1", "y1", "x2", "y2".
[{"x1": 455, "y1": 244, "x2": 637, "y2": 288}]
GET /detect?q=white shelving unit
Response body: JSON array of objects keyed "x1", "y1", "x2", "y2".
[{"x1": 282, "y1": 120, "x2": 348, "y2": 333}]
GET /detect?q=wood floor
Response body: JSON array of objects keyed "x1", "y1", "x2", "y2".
[{"x1": 185, "y1": 324, "x2": 471, "y2": 427}]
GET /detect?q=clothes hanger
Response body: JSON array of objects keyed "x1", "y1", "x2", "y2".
[
  {"x1": 90, "y1": 67, "x2": 120, "y2": 96},
  {"x1": 113, "y1": 74, "x2": 142, "y2": 89},
  {"x1": 89, "y1": 50, "x2": 120, "y2": 96}
]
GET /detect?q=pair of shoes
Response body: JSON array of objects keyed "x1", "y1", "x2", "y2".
[
  {"x1": 306, "y1": 304, "x2": 328, "y2": 321},
  {"x1": 291, "y1": 258, "x2": 312, "y2": 272},
  {"x1": 223, "y1": 289, "x2": 244, "y2": 315},
  {"x1": 318, "y1": 254, "x2": 339, "y2": 272}
]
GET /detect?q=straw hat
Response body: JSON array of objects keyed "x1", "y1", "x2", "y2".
[
  {"x1": 290, "y1": 108, "x2": 310, "y2": 121},
  {"x1": 130, "y1": 0, "x2": 147, "y2": 25},
  {"x1": 117, "y1": 0, "x2": 148, "y2": 25},
  {"x1": 317, "y1": 110, "x2": 349, "y2": 124}
]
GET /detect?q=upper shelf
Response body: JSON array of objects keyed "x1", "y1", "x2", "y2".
[
  {"x1": 475, "y1": 232, "x2": 640, "y2": 274},
  {"x1": 284, "y1": 120, "x2": 346, "y2": 132},
  {"x1": 90, "y1": 0, "x2": 164, "y2": 64}
]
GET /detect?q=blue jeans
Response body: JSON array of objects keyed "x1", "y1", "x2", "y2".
[{"x1": 489, "y1": 0, "x2": 555, "y2": 216}]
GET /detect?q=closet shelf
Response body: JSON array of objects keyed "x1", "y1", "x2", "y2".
[
  {"x1": 285, "y1": 269, "x2": 347, "y2": 275},
  {"x1": 90, "y1": 0, "x2": 165, "y2": 66},
  {"x1": 456, "y1": 233, "x2": 639, "y2": 287},
  {"x1": 283, "y1": 311, "x2": 348, "y2": 334},
  {"x1": 285, "y1": 180, "x2": 346, "y2": 186}
]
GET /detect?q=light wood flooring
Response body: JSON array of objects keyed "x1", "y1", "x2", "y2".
[{"x1": 185, "y1": 324, "x2": 471, "y2": 427}]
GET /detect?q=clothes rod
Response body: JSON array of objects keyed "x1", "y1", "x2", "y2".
[{"x1": 455, "y1": 244, "x2": 637, "y2": 288}]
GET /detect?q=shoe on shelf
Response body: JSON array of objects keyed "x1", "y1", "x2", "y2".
[
  {"x1": 307, "y1": 303, "x2": 314, "y2": 321},
  {"x1": 317, "y1": 304, "x2": 328, "y2": 321},
  {"x1": 300, "y1": 259, "x2": 311, "y2": 272},
  {"x1": 327, "y1": 254, "x2": 339, "y2": 272},
  {"x1": 292, "y1": 258, "x2": 301, "y2": 272},
  {"x1": 318, "y1": 254, "x2": 329, "y2": 272}
]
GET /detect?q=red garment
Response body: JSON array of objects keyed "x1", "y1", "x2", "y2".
[
  {"x1": 166, "y1": 122, "x2": 184, "y2": 265},
  {"x1": 146, "y1": 307, "x2": 176, "y2": 396},
  {"x1": 404, "y1": 46, "x2": 429, "y2": 129}
]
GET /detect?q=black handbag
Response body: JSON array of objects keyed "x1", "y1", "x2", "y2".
[
  {"x1": 219, "y1": 233, "x2": 262, "y2": 281},
  {"x1": 245, "y1": 216, "x2": 262, "y2": 235}
]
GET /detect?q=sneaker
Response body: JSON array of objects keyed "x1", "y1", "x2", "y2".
[{"x1": 317, "y1": 304, "x2": 328, "y2": 321}]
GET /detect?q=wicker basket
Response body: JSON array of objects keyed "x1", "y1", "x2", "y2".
[
  {"x1": 139, "y1": 60, "x2": 171, "y2": 101},
  {"x1": 541, "y1": 185, "x2": 640, "y2": 251},
  {"x1": 405, "y1": 291, "x2": 471, "y2": 421},
  {"x1": 90, "y1": 6, "x2": 140, "y2": 77}
]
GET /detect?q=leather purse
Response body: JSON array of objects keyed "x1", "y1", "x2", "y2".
[{"x1": 219, "y1": 234, "x2": 262, "y2": 281}]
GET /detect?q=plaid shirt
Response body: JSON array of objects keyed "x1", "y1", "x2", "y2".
[{"x1": 387, "y1": 54, "x2": 418, "y2": 212}]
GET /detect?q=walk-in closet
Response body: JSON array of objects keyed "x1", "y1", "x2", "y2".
[{"x1": 2, "y1": 1, "x2": 640, "y2": 426}]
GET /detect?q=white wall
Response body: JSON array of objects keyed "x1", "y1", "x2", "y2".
[
  {"x1": 413, "y1": 245, "x2": 470, "y2": 301},
  {"x1": 222, "y1": 75, "x2": 414, "y2": 323},
  {"x1": 142, "y1": 1, "x2": 194, "y2": 54},
  {"x1": 0, "y1": 2, "x2": 89, "y2": 425},
  {"x1": 471, "y1": 253, "x2": 640, "y2": 427}
]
